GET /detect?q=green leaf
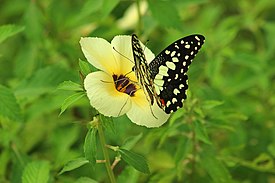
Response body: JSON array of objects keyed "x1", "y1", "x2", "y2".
[
  {"x1": 148, "y1": 0, "x2": 181, "y2": 29},
  {"x1": 59, "y1": 158, "x2": 89, "y2": 175},
  {"x1": 200, "y1": 147, "x2": 233, "y2": 183},
  {"x1": 227, "y1": 153, "x2": 275, "y2": 173},
  {"x1": 0, "y1": 24, "x2": 24, "y2": 44},
  {"x1": 67, "y1": 0, "x2": 103, "y2": 27},
  {"x1": 58, "y1": 81, "x2": 83, "y2": 91},
  {"x1": 121, "y1": 133, "x2": 143, "y2": 150},
  {"x1": 0, "y1": 85, "x2": 22, "y2": 122},
  {"x1": 174, "y1": 138, "x2": 192, "y2": 164},
  {"x1": 169, "y1": 108, "x2": 185, "y2": 125},
  {"x1": 194, "y1": 120, "x2": 212, "y2": 145},
  {"x1": 22, "y1": 161, "x2": 50, "y2": 183},
  {"x1": 59, "y1": 92, "x2": 85, "y2": 115},
  {"x1": 148, "y1": 151, "x2": 174, "y2": 169},
  {"x1": 15, "y1": 66, "x2": 77, "y2": 100},
  {"x1": 79, "y1": 59, "x2": 92, "y2": 76},
  {"x1": 118, "y1": 148, "x2": 150, "y2": 174},
  {"x1": 99, "y1": 114, "x2": 116, "y2": 134},
  {"x1": 84, "y1": 128, "x2": 97, "y2": 166},
  {"x1": 117, "y1": 166, "x2": 139, "y2": 183},
  {"x1": 0, "y1": 149, "x2": 10, "y2": 178},
  {"x1": 76, "y1": 177, "x2": 99, "y2": 183},
  {"x1": 252, "y1": 153, "x2": 274, "y2": 171},
  {"x1": 202, "y1": 100, "x2": 224, "y2": 109},
  {"x1": 268, "y1": 143, "x2": 275, "y2": 157},
  {"x1": 99, "y1": 0, "x2": 119, "y2": 18},
  {"x1": 83, "y1": 0, "x2": 103, "y2": 14},
  {"x1": 23, "y1": 2, "x2": 43, "y2": 43}
]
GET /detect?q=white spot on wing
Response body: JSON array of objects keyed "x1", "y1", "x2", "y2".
[
  {"x1": 134, "y1": 50, "x2": 139, "y2": 55},
  {"x1": 171, "y1": 51, "x2": 176, "y2": 57},
  {"x1": 195, "y1": 36, "x2": 200, "y2": 41},
  {"x1": 166, "y1": 62, "x2": 176, "y2": 70},
  {"x1": 183, "y1": 62, "x2": 186, "y2": 66},
  {"x1": 173, "y1": 88, "x2": 180, "y2": 95},
  {"x1": 179, "y1": 84, "x2": 184, "y2": 89},
  {"x1": 155, "y1": 84, "x2": 160, "y2": 95},
  {"x1": 185, "y1": 45, "x2": 190, "y2": 49},
  {"x1": 154, "y1": 79, "x2": 164, "y2": 87},
  {"x1": 172, "y1": 98, "x2": 177, "y2": 103},
  {"x1": 172, "y1": 57, "x2": 179, "y2": 62},
  {"x1": 165, "y1": 50, "x2": 170, "y2": 55},
  {"x1": 159, "y1": 65, "x2": 169, "y2": 76},
  {"x1": 155, "y1": 74, "x2": 163, "y2": 80},
  {"x1": 185, "y1": 55, "x2": 189, "y2": 60}
]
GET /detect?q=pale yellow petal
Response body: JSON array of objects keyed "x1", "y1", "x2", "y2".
[
  {"x1": 111, "y1": 35, "x2": 136, "y2": 80},
  {"x1": 84, "y1": 71, "x2": 131, "y2": 117},
  {"x1": 111, "y1": 35, "x2": 156, "y2": 81},
  {"x1": 80, "y1": 37, "x2": 119, "y2": 74},
  {"x1": 127, "y1": 90, "x2": 170, "y2": 128}
]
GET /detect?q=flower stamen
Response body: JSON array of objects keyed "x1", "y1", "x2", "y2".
[{"x1": 113, "y1": 74, "x2": 137, "y2": 96}]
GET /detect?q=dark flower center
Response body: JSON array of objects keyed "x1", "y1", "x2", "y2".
[{"x1": 112, "y1": 74, "x2": 137, "y2": 97}]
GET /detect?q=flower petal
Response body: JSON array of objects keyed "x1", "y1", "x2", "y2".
[
  {"x1": 80, "y1": 37, "x2": 119, "y2": 74},
  {"x1": 111, "y1": 35, "x2": 155, "y2": 81},
  {"x1": 84, "y1": 71, "x2": 131, "y2": 117},
  {"x1": 127, "y1": 90, "x2": 170, "y2": 128},
  {"x1": 111, "y1": 35, "x2": 136, "y2": 80}
]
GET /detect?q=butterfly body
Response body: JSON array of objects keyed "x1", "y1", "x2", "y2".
[{"x1": 131, "y1": 34, "x2": 205, "y2": 114}]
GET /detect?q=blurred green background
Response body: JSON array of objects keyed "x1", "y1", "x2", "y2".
[{"x1": 1, "y1": 0, "x2": 275, "y2": 182}]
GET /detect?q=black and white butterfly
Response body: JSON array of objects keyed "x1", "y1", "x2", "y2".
[{"x1": 131, "y1": 34, "x2": 205, "y2": 114}]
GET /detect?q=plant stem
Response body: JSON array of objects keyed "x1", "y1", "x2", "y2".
[{"x1": 97, "y1": 120, "x2": 116, "y2": 183}]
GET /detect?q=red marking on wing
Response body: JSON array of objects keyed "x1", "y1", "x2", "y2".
[{"x1": 160, "y1": 98, "x2": 166, "y2": 107}]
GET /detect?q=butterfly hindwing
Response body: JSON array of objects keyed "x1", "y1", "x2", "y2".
[{"x1": 149, "y1": 35, "x2": 205, "y2": 113}]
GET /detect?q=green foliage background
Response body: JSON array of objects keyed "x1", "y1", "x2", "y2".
[{"x1": 1, "y1": 0, "x2": 275, "y2": 182}]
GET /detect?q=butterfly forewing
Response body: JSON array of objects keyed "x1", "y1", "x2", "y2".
[
  {"x1": 131, "y1": 34, "x2": 155, "y2": 104},
  {"x1": 149, "y1": 35, "x2": 205, "y2": 114}
]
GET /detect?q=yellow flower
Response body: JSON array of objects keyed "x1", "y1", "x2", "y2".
[{"x1": 80, "y1": 35, "x2": 170, "y2": 128}]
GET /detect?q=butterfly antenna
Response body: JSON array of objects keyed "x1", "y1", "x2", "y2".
[{"x1": 113, "y1": 47, "x2": 134, "y2": 64}]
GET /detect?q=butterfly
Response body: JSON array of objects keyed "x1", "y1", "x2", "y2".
[{"x1": 131, "y1": 34, "x2": 205, "y2": 114}]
